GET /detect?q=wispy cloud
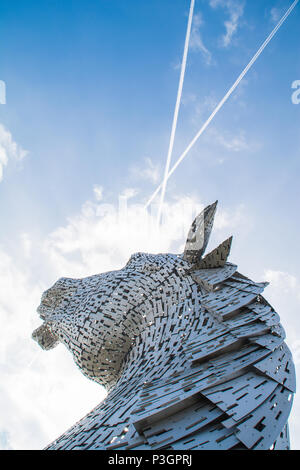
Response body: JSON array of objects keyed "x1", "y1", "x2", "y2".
[
  {"x1": 209, "y1": 0, "x2": 245, "y2": 47},
  {"x1": 0, "y1": 124, "x2": 28, "y2": 181},
  {"x1": 270, "y1": 7, "x2": 282, "y2": 24},
  {"x1": 93, "y1": 185, "x2": 104, "y2": 201},
  {"x1": 0, "y1": 242, "x2": 106, "y2": 450},
  {"x1": 260, "y1": 268, "x2": 300, "y2": 449},
  {"x1": 183, "y1": 93, "x2": 219, "y2": 127},
  {"x1": 190, "y1": 13, "x2": 213, "y2": 65},
  {"x1": 213, "y1": 202, "x2": 251, "y2": 233},
  {"x1": 43, "y1": 191, "x2": 203, "y2": 277},
  {"x1": 207, "y1": 127, "x2": 251, "y2": 152},
  {"x1": 130, "y1": 157, "x2": 161, "y2": 185},
  {"x1": 263, "y1": 269, "x2": 299, "y2": 297},
  {"x1": 20, "y1": 233, "x2": 32, "y2": 259}
]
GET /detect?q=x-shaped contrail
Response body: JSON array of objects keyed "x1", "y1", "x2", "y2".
[{"x1": 150, "y1": 0, "x2": 299, "y2": 215}]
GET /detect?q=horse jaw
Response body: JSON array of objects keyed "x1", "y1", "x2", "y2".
[{"x1": 32, "y1": 322, "x2": 59, "y2": 350}]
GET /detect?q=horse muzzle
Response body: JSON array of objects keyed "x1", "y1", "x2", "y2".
[{"x1": 32, "y1": 322, "x2": 59, "y2": 350}]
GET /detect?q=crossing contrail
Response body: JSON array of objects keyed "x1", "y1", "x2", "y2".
[
  {"x1": 157, "y1": 0, "x2": 195, "y2": 225},
  {"x1": 145, "y1": 0, "x2": 299, "y2": 210}
]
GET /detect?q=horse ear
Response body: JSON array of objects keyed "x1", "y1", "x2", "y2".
[
  {"x1": 194, "y1": 236, "x2": 233, "y2": 269},
  {"x1": 183, "y1": 201, "x2": 218, "y2": 264}
]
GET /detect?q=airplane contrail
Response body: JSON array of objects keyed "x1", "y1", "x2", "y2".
[
  {"x1": 145, "y1": 0, "x2": 299, "y2": 210},
  {"x1": 157, "y1": 0, "x2": 195, "y2": 225}
]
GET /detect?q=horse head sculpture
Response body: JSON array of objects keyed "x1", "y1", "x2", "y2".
[{"x1": 32, "y1": 201, "x2": 296, "y2": 450}]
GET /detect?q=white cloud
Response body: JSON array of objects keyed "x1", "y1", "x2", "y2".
[
  {"x1": 186, "y1": 93, "x2": 218, "y2": 127},
  {"x1": 261, "y1": 269, "x2": 300, "y2": 354},
  {"x1": 20, "y1": 233, "x2": 32, "y2": 259},
  {"x1": 41, "y1": 188, "x2": 250, "y2": 288},
  {"x1": 208, "y1": 128, "x2": 250, "y2": 152},
  {"x1": 0, "y1": 124, "x2": 28, "y2": 182},
  {"x1": 183, "y1": 80, "x2": 249, "y2": 128},
  {"x1": 120, "y1": 187, "x2": 139, "y2": 200},
  {"x1": 0, "y1": 244, "x2": 106, "y2": 450},
  {"x1": 263, "y1": 269, "x2": 299, "y2": 297},
  {"x1": 260, "y1": 268, "x2": 300, "y2": 449},
  {"x1": 130, "y1": 157, "x2": 161, "y2": 185},
  {"x1": 43, "y1": 191, "x2": 206, "y2": 278},
  {"x1": 270, "y1": 7, "x2": 282, "y2": 24},
  {"x1": 213, "y1": 203, "x2": 249, "y2": 231},
  {"x1": 209, "y1": 0, "x2": 245, "y2": 47},
  {"x1": 93, "y1": 185, "x2": 104, "y2": 201},
  {"x1": 190, "y1": 13, "x2": 213, "y2": 65}
]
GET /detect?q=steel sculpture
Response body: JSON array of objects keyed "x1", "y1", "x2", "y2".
[{"x1": 32, "y1": 201, "x2": 295, "y2": 450}]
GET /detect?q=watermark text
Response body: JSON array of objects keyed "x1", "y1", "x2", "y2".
[
  {"x1": 291, "y1": 80, "x2": 300, "y2": 104},
  {"x1": 0, "y1": 80, "x2": 6, "y2": 104}
]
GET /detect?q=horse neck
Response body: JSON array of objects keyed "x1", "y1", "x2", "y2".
[{"x1": 111, "y1": 274, "x2": 206, "y2": 391}]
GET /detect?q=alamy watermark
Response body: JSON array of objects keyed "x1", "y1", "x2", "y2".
[
  {"x1": 291, "y1": 80, "x2": 300, "y2": 104},
  {"x1": 93, "y1": 194, "x2": 202, "y2": 242},
  {"x1": 0, "y1": 80, "x2": 6, "y2": 104}
]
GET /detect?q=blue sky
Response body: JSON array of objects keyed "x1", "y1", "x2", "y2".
[{"x1": 0, "y1": 0, "x2": 299, "y2": 449}]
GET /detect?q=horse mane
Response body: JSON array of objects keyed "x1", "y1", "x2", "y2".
[{"x1": 114, "y1": 260, "x2": 295, "y2": 450}]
